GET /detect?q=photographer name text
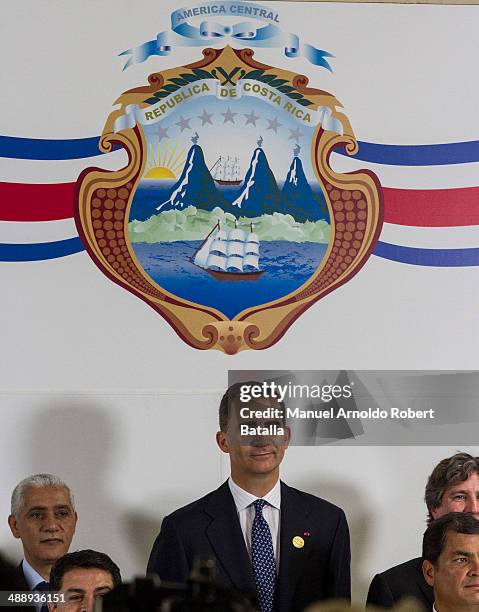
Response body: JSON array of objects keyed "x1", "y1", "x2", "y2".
[{"x1": 239, "y1": 406, "x2": 435, "y2": 435}]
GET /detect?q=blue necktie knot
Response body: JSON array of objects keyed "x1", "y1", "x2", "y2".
[
  {"x1": 34, "y1": 582, "x2": 50, "y2": 612},
  {"x1": 253, "y1": 498, "x2": 267, "y2": 514},
  {"x1": 34, "y1": 581, "x2": 50, "y2": 592}
]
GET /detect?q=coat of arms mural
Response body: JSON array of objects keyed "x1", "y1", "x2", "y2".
[{"x1": 76, "y1": 41, "x2": 382, "y2": 353}]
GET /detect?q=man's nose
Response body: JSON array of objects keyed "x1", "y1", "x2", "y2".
[
  {"x1": 42, "y1": 513, "x2": 60, "y2": 531},
  {"x1": 82, "y1": 593, "x2": 94, "y2": 612},
  {"x1": 251, "y1": 436, "x2": 270, "y2": 447},
  {"x1": 466, "y1": 497, "x2": 479, "y2": 515},
  {"x1": 468, "y1": 557, "x2": 479, "y2": 575}
]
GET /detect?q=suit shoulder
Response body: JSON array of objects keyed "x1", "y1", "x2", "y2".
[
  {"x1": 368, "y1": 557, "x2": 429, "y2": 608},
  {"x1": 375, "y1": 557, "x2": 423, "y2": 580}
]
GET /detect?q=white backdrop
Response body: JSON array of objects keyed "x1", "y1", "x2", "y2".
[{"x1": 1, "y1": 0, "x2": 479, "y2": 607}]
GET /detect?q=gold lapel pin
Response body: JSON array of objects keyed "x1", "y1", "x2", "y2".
[{"x1": 292, "y1": 536, "x2": 305, "y2": 549}]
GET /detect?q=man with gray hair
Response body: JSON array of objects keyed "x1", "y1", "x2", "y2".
[
  {"x1": 367, "y1": 452, "x2": 479, "y2": 610},
  {"x1": 8, "y1": 474, "x2": 77, "y2": 603}
]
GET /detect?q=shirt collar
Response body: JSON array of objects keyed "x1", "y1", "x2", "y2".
[
  {"x1": 22, "y1": 558, "x2": 46, "y2": 590},
  {"x1": 228, "y1": 477, "x2": 281, "y2": 511}
]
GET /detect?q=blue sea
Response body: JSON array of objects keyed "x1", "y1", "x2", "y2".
[{"x1": 132, "y1": 240, "x2": 327, "y2": 318}]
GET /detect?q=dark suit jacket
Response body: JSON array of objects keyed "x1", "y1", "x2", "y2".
[
  {"x1": 14, "y1": 564, "x2": 30, "y2": 590},
  {"x1": 12, "y1": 563, "x2": 36, "y2": 612},
  {"x1": 367, "y1": 557, "x2": 433, "y2": 611},
  {"x1": 147, "y1": 481, "x2": 351, "y2": 612}
]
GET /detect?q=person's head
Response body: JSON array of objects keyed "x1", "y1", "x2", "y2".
[
  {"x1": 8, "y1": 474, "x2": 77, "y2": 576},
  {"x1": 48, "y1": 549, "x2": 121, "y2": 612},
  {"x1": 425, "y1": 453, "x2": 479, "y2": 522},
  {"x1": 423, "y1": 513, "x2": 479, "y2": 611},
  {"x1": 216, "y1": 382, "x2": 290, "y2": 488}
]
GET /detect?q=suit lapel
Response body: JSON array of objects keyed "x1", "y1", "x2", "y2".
[
  {"x1": 278, "y1": 482, "x2": 313, "y2": 612},
  {"x1": 204, "y1": 482, "x2": 256, "y2": 594},
  {"x1": 16, "y1": 563, "x2": 30, "y2": 590},
  {"x1": 15, "y1": 563, "x2": 36, "y2": 611}
]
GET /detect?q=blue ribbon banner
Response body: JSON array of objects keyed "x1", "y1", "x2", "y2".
[{"x1": 120, "y1": 0, "x2": 333, "y2": 71}]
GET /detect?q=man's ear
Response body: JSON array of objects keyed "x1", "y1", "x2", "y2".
[
  {"x1": 423, "y1": 559, "x2": 435, "y2": 587},
  {"x1": 8, "y1": 515, "x2": 20, "y2": 539},
  {"x1": 216, "y1": 430, "x2": 230, "y2": 454}
]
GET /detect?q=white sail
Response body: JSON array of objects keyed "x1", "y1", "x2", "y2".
[
  {"x1": 244, "y1": 253, "x2": 260, "y2": 270},
  {"x1": 212, "y1": 155, "x2": 242, "y2": 182},
  {"x1": 193, "y1": 223, "x2": 262, "y2": 276},
  {"x1": 210, "y1": 239, "x2": 227, "y2": 255},
  {"x1": 227, "y1": 241, "x2": 245, "y2": 257},
  {"x1": 233, "y1": 158, "x2": 240, "y2": 181},
  {"x1": 225, "y1": 157, "x2": 233, "y2": 180},
  {"x1": 226, "y1": 255, "x2": 243, "y2": 271},
  {"x1": 245, "y1": 241, "x2": 259, "y2": 256},
  {"x1": 194, "y1": 235, "x2": 215, "y2": 268},
  {"x1": 213, "y1": 157, "x2": 225, "y2": 180},
  {"x1": 206, "y1": 253, "x2": 227, "y2": 270},
  {"x1": 228, "y1": 228, "x2": 245, "y2": 242}
]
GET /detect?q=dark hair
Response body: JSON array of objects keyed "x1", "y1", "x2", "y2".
[
  {"x1": 50, "y1": 549, "x2": 121, "y2": 592},
  {"x1": 219, "y1": 381, "x2": 286, "y2": 432},
  {"x1": 425, "y1": 452, "x2": 479, "y2": 522},
  {"x1": 423, "y1": 512, "x2": 479, "y2": 565}
]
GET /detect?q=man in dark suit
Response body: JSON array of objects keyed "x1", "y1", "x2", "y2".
[
  {"x1": 422, "y1": 513, "x2": 479, "y2": 612},
  {"x1": 7, "y1": 474, "x2": 77, "y2": 602},
  {"x1": 147, "y1": 382, "x2": 351, "y2": 612},
  {"x1": 367, "y1": 453, "x2": 479, "y2": 610}
]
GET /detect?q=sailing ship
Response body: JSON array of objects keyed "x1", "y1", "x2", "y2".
[
  {"x1": 210, "y1": 156, "x2": 242, "y2": 186},
  {"x1": 192, "y1": 221, "x2": 264, "y2": 281}
]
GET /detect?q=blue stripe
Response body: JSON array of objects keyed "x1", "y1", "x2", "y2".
[
  {"x1": 0, "y1": 136, "x2": 101, "y2": 160},
  {"x1": 1, "y1": 237, "x2": 478, "y2": 267},
  {"x1": 338, "y1": 140, "x2": 479, "y2": 166},
  {"x1": 373, "y1": 242, "x2": 479, "y2": 266},
  {"x1": 2, "y1": 134, "x2": 479, "y2": 165},
  {"x1": 0, "y1": 238, "x2": 85, "y2": 262}
]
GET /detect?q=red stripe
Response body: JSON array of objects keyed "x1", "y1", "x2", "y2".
[
  {"x1": 0, "y1": 182, "x2": 75, "y2": 221},
  {"x1": 383, "y1": 186, "x2": 479, "y2": 227},
  {"x1": 1, "y1": 181, "x2": 479, "y2": 226}
]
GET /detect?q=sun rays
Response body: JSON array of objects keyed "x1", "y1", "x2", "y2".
[{"x1": 144, "y1": 140, "x2": 186, "y2": 179}]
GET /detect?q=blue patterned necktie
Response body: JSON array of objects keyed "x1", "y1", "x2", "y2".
[
  {"x1": 251, "y1": 499, "x2": 277, "y2": 612},
  {"x1": 34, "y1": 580, "x2": 50, "y2": 612}
]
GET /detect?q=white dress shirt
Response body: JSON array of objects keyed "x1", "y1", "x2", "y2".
[
  {"x1": 228, "y1": 477, "x2": 281, "y2": 570},
  {"x1": 21, "y1": 559, "x2": 45, "y2": 590},
  {"x1": 22, "y1": 559, "x2": 47, "y2": 611}
]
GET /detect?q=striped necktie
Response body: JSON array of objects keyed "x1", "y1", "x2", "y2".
[{"x1": 251, "y1": 499, "x2": 277, "y2": 612}]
